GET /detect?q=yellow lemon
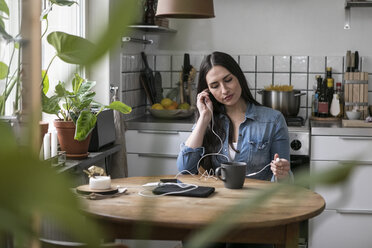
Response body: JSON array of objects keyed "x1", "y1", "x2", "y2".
[
  {"x1": 160, "y1": 98, "x2": 173, "y2": 108},
  {"x1": 178, "y1": 102, "x2": 190, "y2": 110},
  {"x1": 151, "y1": 103, "x2": 164, "y2": 110}
]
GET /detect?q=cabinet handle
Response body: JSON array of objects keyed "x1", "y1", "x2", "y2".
[
  {"x1": 138, "y1": 130, "x2": 179, "y2": 135},
  {"x1": 138, "y1": 153, "x2": 178, "y2": 159},
  {"x1": 336, "y1": 209, "x2": 372, "y2": 215},
  {"x1": 339, "y1": 136, "x2": 372, "y2": 141}
]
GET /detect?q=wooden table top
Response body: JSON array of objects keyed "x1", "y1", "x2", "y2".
[{"x1": 81, "y1": 175, "x2": 325, "y2": 229}]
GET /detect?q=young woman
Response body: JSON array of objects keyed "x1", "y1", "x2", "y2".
[{"x1": 177, "y1": 51, "x2": 291, "y2": 181}]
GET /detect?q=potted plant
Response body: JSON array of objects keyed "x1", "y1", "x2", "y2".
[{"x1": 42, "y1": 73, "x2": 131, "y2": 158}]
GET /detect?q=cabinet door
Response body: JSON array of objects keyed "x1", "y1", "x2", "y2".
[
  {"x1": 127, "y1": 153, "x2": 179, "y2": 177},
  {"x1": 126, "y1": 130, "x2": 191, "y2": 155},
  {"x1": 309, "y1": 209, "x2": 372, "y2": 248},
  {"x1": 311, "y1": 136, "x2": 372, "y2": 161},
  {"x1": 311, "y1": 161, "x2": 372, "y2": 210}
]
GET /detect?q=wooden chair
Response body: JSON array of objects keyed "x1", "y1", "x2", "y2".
[{"x1": 40, "y1": 238, "x2": 129, "y2": 248}]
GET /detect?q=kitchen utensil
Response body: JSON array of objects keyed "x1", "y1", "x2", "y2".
[
  {"x1": 258, "y1": 89, "x2": 306, "y2": 117},
  {"x1": 351, "y1": 52, "x2": 355, "y2": 72},
  {"x1": 180, "y1": 53, "x2": 192, "y2": 104},
  {"x1": 140, "y1": 73, "x2": 154, "y2": 104},
  {"x1": 346, "y1": 50, "x2": 351, "y2": 72},
  {"x1": 346, "y1": 110, "x2": 362, "y2": 120},
  {"x1": 354, "y1": 51, "x2": 359, "y2": 72},
  {"x1": 141, "y1": 52, "x2": 156, "y2": 102},
  {"x1": 154, "y1": 71, "x2": 163, "y2": 103}
]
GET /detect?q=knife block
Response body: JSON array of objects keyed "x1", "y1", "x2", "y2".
[{"x1": 344, "y1": 72, "x2": 369, "y2": 118}]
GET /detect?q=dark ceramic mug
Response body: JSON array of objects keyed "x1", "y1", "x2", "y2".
[{"x1": 215, "y1": 162, "x2": 247, "y2": 189}]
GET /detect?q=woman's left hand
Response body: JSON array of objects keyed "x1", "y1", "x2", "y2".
[{"x1": 270, "y1": 153, "x2": 290, "y2": 180}]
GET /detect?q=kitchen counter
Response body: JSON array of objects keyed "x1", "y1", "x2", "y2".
[
  {"x1": 311, "y1": 120, "x2": 372, "y2": 136},
  {"x1": 126, "y1": 114, "x2": 195, "y2": 131}
]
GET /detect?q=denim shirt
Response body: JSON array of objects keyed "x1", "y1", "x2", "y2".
[{"x1": 176, "y1": 102, "x2": 290, "y2": 181}]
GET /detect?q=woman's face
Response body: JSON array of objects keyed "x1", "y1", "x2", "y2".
[{"x1": 205, "y1": 65, "x2": 242, "y2": 107}]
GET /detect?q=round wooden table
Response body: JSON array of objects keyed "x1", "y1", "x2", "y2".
[{"x1": 81, "y1": 175, "x2": 325, "y2": 248}]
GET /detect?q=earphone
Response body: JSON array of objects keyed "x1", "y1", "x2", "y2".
[{"x1": 196, "y1": 94, "x2": 279, "y2": 178}]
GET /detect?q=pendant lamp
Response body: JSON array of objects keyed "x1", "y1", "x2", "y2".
[{"x1": 156, "y1": 0, "x2": 215, "y2": 19}]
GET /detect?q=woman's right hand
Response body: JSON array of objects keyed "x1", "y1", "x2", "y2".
[{"x1": 196, "y1": 89, "x2": 213, "y2": 122}]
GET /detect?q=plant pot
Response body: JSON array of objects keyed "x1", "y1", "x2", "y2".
[
  {"x1": 39, "y1": 121, "x2": 49, "y2": 147},
  {"x1": 54, "y1": 120, "x2": 92, "y2": 159}
]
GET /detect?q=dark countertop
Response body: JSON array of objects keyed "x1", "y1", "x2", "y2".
[{"x1": 126, "y1": 114, "x2": 195, "y2": 132}]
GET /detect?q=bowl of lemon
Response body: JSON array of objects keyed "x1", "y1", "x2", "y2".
[{"x1": 149, "y1": 98, "x2": 195, "y2": 119}]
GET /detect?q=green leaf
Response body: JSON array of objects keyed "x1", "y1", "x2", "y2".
[
  {"x1": 0, "y1": 61, "x2": 8, "y2": 80},
  {"x1": 72, "y1": 73, "x2": 84, "y2": 93},
  {"x1": 106, "y1": 101, "x2": 132, "y2": 114},
  {"x1": 50, "y1": 0, "x2": 77, "y2": 6},
  {"x1": 0, "y1": 17, "x2": 4, "y2": 29},
  {"x1": 41, "y1": 70, "x2": 49, "y2": 94},
  {"x1": 0, "y1": 24, "x2": 13, "y2": 40},
  {"x1": 41, "y1": 93, "x2": 61, "y2": 115},
  {"x1": 47, "y1": 31, "x2": 97, "y2": 65},
  {"x1": 74, "y1": 110, "x2": 96, "y2": 141},
  {"x1": 55, "y1": 81, "x2": 68, "y2": 97},
  {"x1": 0, "y1": 0, "x2": 9, "y2": 16},
  {"x1": 77, "y1": 80, "x2": 95, "y2": 95}
]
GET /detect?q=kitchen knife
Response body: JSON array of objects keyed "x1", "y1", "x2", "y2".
[
  {"x1": 141, "y1": 52, "x2": 157, "y2": 102},
  {"x1": 346, "y1": 50, "x2": 351, "y2": 72},
  {"x1": 350, "y1": 52, "x2": 355, "y2": 72},
  {"x1": 354, "y1": 51, "x2": 359, "y2": 72}
]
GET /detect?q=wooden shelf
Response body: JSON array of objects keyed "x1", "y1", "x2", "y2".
[{"x1": 128, "y1": 24, "x2": 177, "y2": 33}]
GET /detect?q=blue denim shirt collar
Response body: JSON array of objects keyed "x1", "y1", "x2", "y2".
[{"x1": 219, "y1": 101, "x2": 258, "y2": 121}]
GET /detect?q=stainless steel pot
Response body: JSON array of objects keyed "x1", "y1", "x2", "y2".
[{"x1": 258, "y1": 90, "x2": 306, "y2": 117}]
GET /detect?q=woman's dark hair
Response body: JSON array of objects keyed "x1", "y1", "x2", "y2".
[{"x1": 196, "y1": 51, "x2": 260, "y2": 171}]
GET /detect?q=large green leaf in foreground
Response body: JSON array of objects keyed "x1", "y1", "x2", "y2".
[{"x1": 0, "y1": 122, "x2": 102, "y2": 247}]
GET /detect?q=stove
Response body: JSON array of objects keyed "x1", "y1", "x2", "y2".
[{"x1": 287, "y1": 117, "x2": 310, "y2": 156}]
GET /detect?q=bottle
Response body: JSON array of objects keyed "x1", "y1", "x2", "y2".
[
  {"x1": 318, "y1": 79, "x2": 329, "y2": 117},
  {"x1": 144, "y1": 0, "x2": 155, "y2": 25},
  {"x1": 312, "y1": 75, "x2": 322, "y2": 117},
  {"x1": 325, "y1": 67, "x2": 334, "y2": 112},
  {"x1": 335, "y1": 82, "x2": 344, "y2": 118},
  {"x1": 330, "y1": 93, "x2": 340, "y2": 117}
]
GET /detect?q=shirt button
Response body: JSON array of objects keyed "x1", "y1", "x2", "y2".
[{"x1": 239, "y1": 133, "x2": 242, "y2": 137}]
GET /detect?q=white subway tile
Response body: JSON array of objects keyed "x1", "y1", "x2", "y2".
[
  {"x1": 146, "y1": 55, "x2": 155, "y2": 71},
  {"x1": 160, "y1": 72, "x2": 171, "y2": 88},
  {"x1": 171, "y1": 72, "x2": 181, "y2": 88},
  {"x1": 326, "y1": 56, "x2": 343, "y2": 74},
  {"x1": 257, "y1": 73, "x2": 273, "y2": 89},
  {"x1": 257, "y1": 56, "x2": 273, "y2": 72},
  {"x1": 273, "y1": 73, "x2": 290, "y2": 85},
  {"x1": 155, "y1": 55, "x2": 171, "y2": 71},
  {"x1": 254, "y1": 90, "x2": 262, "y2": 104},
  {"x1": 190, "y1": 54, "x2": 205, "y2": 71},
  {"x1": 309, "y1": 56, "x2": 325, "y2": 73},
  {"x1": 292, "y1": 56, "x2": 308, "y2": 73},
  {"x1": 300, "y1": 91, "x2": 308, "y2": 107},
  {"x1": 240, "y1": 55, "x2": 256, "y2": 72},
  {"x1": 244, "y1": 73, "x2": 255, "y2": 89},
  {"x1": 274, "y1": 56, "x2": 290, "y2": 72},
  {"x1": 361, "y1": 56, "x2": 372, "y2": 73},
  {"x1": 172, "y1": 55, "x2": 184, "y2": 72},
  {"x1": 291, "y1": 74, "x2": 308, "y2": 90}
]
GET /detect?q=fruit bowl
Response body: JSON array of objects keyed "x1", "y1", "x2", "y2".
[{"x1": 148, "y1": 107, "x2": 195, "y2": 119}]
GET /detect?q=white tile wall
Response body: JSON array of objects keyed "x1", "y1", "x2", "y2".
[
  {"x1": 309, "y1": 56, "x2": 325, "y2": 73},
  {"x1": 257, "y1": 56, "x2": 273, "y2": 72},
  {"x1": 292, "y1": 56, "x2": 308, "y2": 72},
  {"x1": 274, "y1": 56, "x2": 290, "y2": 72},
  {"x1": 121, "y1": 53, "x2": 372, "y2": 120},
  {"x1": 240, "y1": 55, "x2": 256, "y2": 72}
]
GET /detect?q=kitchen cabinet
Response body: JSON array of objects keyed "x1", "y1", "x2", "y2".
[
  {"x1": 125, "y1": 129, "x2": 191, "y2": 176},
  {"x1": 309, "y1": 130, "x2": 372, "y2": 248}
]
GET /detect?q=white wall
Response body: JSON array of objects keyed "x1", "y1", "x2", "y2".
[{"x1": 147, "y1": 0, "x2": 372, "y2": 56}]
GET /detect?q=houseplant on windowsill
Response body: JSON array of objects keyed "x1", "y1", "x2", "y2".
[{"x1": 42, "y1": 73, "x2": 132, "y2": 158}]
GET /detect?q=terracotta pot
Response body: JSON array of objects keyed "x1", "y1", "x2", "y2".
[
  {"x1": 53, "y1": 120, "x2": 92, "y2": 159},
  {"x1": 39, "y1": 121, "x2": 49, "y2": 147}
]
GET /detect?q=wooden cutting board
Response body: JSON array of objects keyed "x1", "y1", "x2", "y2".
[{"x1": 342, "y1": 119, "x2": 372, "y2": 128}]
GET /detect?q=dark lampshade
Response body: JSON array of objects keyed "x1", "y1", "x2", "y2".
[{"x1": 156, "y1": 0, "x2": 215, "y2": 19}]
